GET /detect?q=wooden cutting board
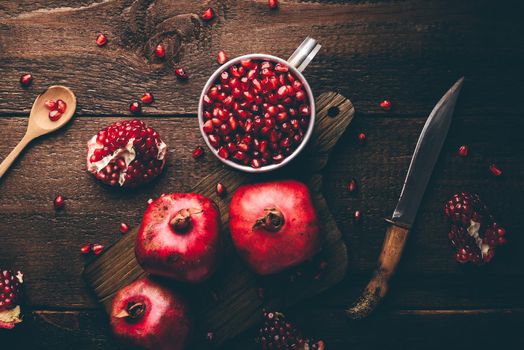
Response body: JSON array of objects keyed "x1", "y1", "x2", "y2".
[{"x1": 83, "y1": 92, "x2": 354, "y2": 347}]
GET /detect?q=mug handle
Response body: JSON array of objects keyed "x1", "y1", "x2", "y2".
[{"x1": 287, "y1": 37, "x2": 321, "y2": 72}]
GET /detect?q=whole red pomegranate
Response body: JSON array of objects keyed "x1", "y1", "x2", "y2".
[
  {"x1": 110, "y1": 277, "x2": 191, "y2": 350},
  {"x1": 444, "y1": 192, "x2": 506, "y2": 264},
  {"x1": 229, "y1": 180, "x2": 321, "y2": 275},
  {"x1": 135, "y1": 193, "x2": 221, "y2": 283},
  {"x1": 86, "y1": 119, "x2": 167, "y2": 188},
  {"x1": 0, "y1": 269, "x2": 23, "y2": 329}
]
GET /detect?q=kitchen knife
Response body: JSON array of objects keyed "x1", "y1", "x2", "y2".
[{"x1": 346, "y1": 77, "x2": 464, "y2": 319}]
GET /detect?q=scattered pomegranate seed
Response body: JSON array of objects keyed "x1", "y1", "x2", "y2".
[
  {"x1": 53, "y1": 195, "x2": 65, "y2": 209},
  {"x1": 268, "y1": 0, "x2": 279, "y2": 9},
  {"x1": 347, "y1": 179, "x2": 357, "y2": 193},
  {"x1": 192, "y1": 146, "x2": 204, "y2": 159},
  {"x1": 147, "y1": 198, "x2": 154, "y2": 204},
  {"x1": 44, "y1": 100, "x2": 57, "y2": 110},
  {"x1": 96, "y1": 33, "x2": 108, "y2": 47},
  {"x1": 140, "y1": 92, "x2": 154, "y2": 104},
  {"x1": 92, "y1": 244, "x2": 104, "y2": 255},
  {"x1": 358, "y1": 132, "x2": 366, "y2": 145},
  {"x1": 458, "y1": 145, "x2": 469, "y2": 157},
  {"x1": 206, "y1": 331, "x2": 214, "y2": 342},
  {"x1": 175, "y1": 67, "x2": 188, "y2": 80},
  {"x1": 19, "y1": 73, "x2": 33, "y2": 87},
  {"x1": 154, "y1": 44, "x2": 165, "y2": 58},
  {"x1": 56, "y1": 99, "x2": 67, "y2": 113},
  {"x1": 216, "y1": 182, "x2": 226, "y2": 197},
  {"x1": 80, "y1": 244, "x2": 92, "y2": 255},
  {"x1": 48, "y1": 110, "x2": 62, "y2": 121},
  {"x1": 129, "y1": 101, "x2": 142, "y2": 114},
  {"x1": 119, "y1": 222, "x2": 130, "y2": 234},
  {"x1": 489, "y1": 164, "x2": 502, "y2": 176},
  {"x1": 200, "y1": 7, "x2": 215, "y2": 21},
  {"x1": 353, "y1": 210, "x2": 362, "y2": 223},
  {"x1": 379, "y1": 99, "x2": 392, "y2": 110},
  {"x1": 217, "y1": 50, "x2": 228, "y2": 65}
]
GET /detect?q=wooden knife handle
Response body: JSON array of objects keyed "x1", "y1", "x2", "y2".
[{"x1": 346, "y1": 221, "x2": 410, "y2": 320}]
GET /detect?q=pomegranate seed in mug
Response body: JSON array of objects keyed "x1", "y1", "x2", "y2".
[{"x1": 202, "y1": 59, "x2": 311, "y2": 169}]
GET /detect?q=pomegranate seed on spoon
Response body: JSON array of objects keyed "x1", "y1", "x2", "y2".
[
  {"x1": 19, "y1": 73, "x2": 33, "y2": 87},
  {"x1": 48, "y1": 110, "x2": 62, "y2": 121},
  {"x1": 154, "y1": 44, "x2": 165, "y2": 58},
  {"x1": 458, "y1": 145, "x2": 469, "y2": 157},
  {"x1": 217, "y1": 50, "x2": 228, "y2": 64},
  {"x1": 53, "y1": 195, "x2": 65, "y2": 209},
  {"x1": 192, "y1": 146, "x2": 204, "y2": 159},
  {"x1": 200, "y1": 7, "x2": 215, "y2": 21},
  {"x1": 140, "y1": 92, "x2": 154, "y2": 104},
  {"x1": 489, "y1": 164, "x2": 502, "y2": 176},
  {"x1": 129, "y1": 101, "x2": 142, "y2": 114},
  {"x1": 96, "y1": 33, "x2": 108, "y2": 47},
  {"x1": 56, "y1": 99, "x2": 67, "y2": 113},
  {"x1": 175, "y1": 67, "x2": 188, "y2": 80},
  {"x1": 80, "y1": 244, "x2": 92, "y2": 254},
  {"x1": 44, "y1": 100, "x2": 57, "y2": 110},
  {"x1": 119, "y1": 223, "x2": 130, "y2": 234},
  {"x1": 268, "y1": 0, "x2": 279, "y2": 9},
  {"x1": 379, "y1": 99, "x2": 392, "y2": 110},
  {"x1": 92, "y1": 244, "x2": 104, "y2": 255}
]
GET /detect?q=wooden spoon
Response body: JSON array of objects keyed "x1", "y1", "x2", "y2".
[{"x1": 0, "y1": 85, "x2": 76, "y2": 179}]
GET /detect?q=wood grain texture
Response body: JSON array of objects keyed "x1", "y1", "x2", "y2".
[
  {"x1": 82, "y1": 92, "x2": 353, "y2": 346},
  {"x1": 0, "y1": 0, "x2": 523, "y2": 116}
]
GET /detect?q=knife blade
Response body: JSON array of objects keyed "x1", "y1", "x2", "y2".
[{"x1": 346, "y1": 77, "x2": 464, "y2": 320}]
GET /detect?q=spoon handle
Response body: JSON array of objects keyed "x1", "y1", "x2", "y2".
[{"x1": 0, "y1": 134, "x2": 33, "y2": 180}]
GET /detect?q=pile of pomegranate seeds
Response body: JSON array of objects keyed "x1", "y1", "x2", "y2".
[
  {"x1": 86, "y1": 119, "x2": 167, "y2": 188},
  {"x1": 19, "y1": 73, "x2": 33, "y2": 87},
  {"x1": 202, "y1": 59, "x2": 312, "y2": 169},
  {"x1": 217, "y1": 50, "x2": 228, "y2": 64},
  {"x1": 45, "y1": 99, "x2": 67, "y2": 121},
  {"x1": 200, "y1": 7, "x2": 215, "y2": 21},
  {"x1": 379, "y1": 99, "x2": 392, "y2": 110},
  {"x1": 444, "y1": 192, "x2": 506, "y2": 264},
  {"x1": 96, "y1": 33, "x2": 108, "y2": 47}
]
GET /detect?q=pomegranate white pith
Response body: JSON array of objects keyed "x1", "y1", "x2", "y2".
[{"x1": 86, "y1": 120, "x2": 167, "y2": 188}]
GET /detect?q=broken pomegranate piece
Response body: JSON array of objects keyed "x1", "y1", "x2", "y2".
[
  {"x1": 86, "y1": 119, "x2": 167, "y2": 188},
  {"x1": 0, "y1": 270, "x2": 23, "y2": 329},
  {"x1": 444, "y1": 192, "x2": 506, "y2": 264}
]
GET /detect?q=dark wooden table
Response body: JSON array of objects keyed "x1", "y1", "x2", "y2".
[{"x1": 1, "y1": 1, "x2": 523, "y2": 349}]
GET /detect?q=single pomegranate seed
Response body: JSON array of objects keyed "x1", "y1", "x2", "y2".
[
  {"x1": 489, "y1": 164, "x2": 502, "y2": 176},
  {"x1": 92, "y1": 244, "x2": 104, "y2": 255},
  {"x1": 357, "y1": 132, "x2": 366, "y2": 145},
  {"x1": 129, "y1": 101, "x2": 142, "y2": 114},
  {"x1": 217, "y1": 50, "x2": 228, "y2": 64},
  {"x1": 44, "y1": 100, "x2": 57, "y2": 110},
  {"x1": 19, "y1": 73, "x2": 33, "y2": 87},
  {"x1": 80, "y1": 244, "x2": 91, "y2": 254},
  {"x1": 347, "y1": 179, "x2": 357, "y2": 193},
  {"x1": 48, "y1": 110, "x2": 62, "y2": 121},
  {"x1": 53, "y1": 195, "x2": 65, "y2": 209},
  {"x1": 353, "y1": 210, "x2": 362, "y2": 223},
  {"x1": 119, "y1": 222, "x2": 130, "y2": 234},
  {"x1": 96, "y1": 33, "x2": 108, "y2": 46},
  {"x1": 147, "y1": 198, "x2": 154, "y2": 205},
  {"x1": 200, "y1": 7, "x2": 215, "y2": 21},
  {"x1": 380, "y1": 99, "x2": 392, "y2": 110},
  {"x1": 140, "y1": 92, "x2": 154, "y2": 104},
  {"x1": 268, "y1": 0, "x2": 279, "y2": 9},
  {"x1": 458, "y1": 145, "x2": 469, "y2": 157},
  {"x1": 175, "y1": 67, "x2": 188, "y2": 79},
  {"x1": 154, "y1": 44, "x2": 165, "y2": 58},
  {"x1": 56, "y1": 99, "x2": 67, "y2": 113},
  {"x1": 192, "y1": 146, "x2": 204, "y2": 159},
  {"x1": 216, "y1": 182, "x2": 226, "y2": 197},
  {"x1": 206, "y1": 332, "x2": 214, "y2": 342}
]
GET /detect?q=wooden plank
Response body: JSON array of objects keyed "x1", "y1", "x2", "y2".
[
  {"x1": 81, "y1": 92, "x2": 353, "y2": 345},
  {"x1": 0, "y1": 0, "x2": 523, "y2": 116}
]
